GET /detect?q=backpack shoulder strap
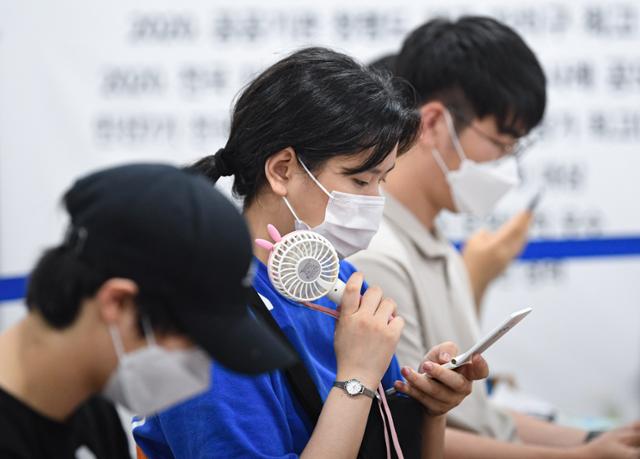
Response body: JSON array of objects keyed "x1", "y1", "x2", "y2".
[{"x1": 248, "y1": 288, "x2": 323, "y2": 425}]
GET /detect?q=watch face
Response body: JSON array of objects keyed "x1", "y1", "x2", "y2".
[{"x1": 345, "y1": 379, "x2": 363, "y2": 396}]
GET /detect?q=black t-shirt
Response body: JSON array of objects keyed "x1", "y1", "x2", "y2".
[{"x1": 0, "y1": 386, "x2": 130, "y2": 458}]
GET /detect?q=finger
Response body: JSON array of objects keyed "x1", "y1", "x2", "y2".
[
  {"x1": 387, "y1": 315, "x2": 405, "y2": 337},
  {"x1": 424, "y1": 341, "x2": 459, "y2": 367},
  {"x1": 393, "y1": 380, "x2": 452, "y2": 415},
  {"x1": 468, "y1": 228, "x2": 491, "y2": 243},
  {"x1": 458, "y1": 354, "x2": 490, "y2": 381},
  {"x1": 495, "y1": 210, "x2": 533, "y2": 247},
  {"x1": 339, "y1": 272, "x2": 364, "y2": 316},
  {"x1": 437, "y1": 351, "x2": 453, "y2": 365},
  {"x1": 358, "y1": 284, "x2": 384, "y2": 316},
  {"x1": 402, "y1": 367, "x2": 462, "y2": 405},
  {"x1": 374, "y1": 297, "x2": 397, "y2": 324},
  {"x1": 393, "y1": 378, "x2": 458, "y2": 416},
  {"x1": 422, "y1": 361, "x2": 472, "y2": 396},
  {"x1": 617, "y1": 431, "x2": 640, "y2": 448}
]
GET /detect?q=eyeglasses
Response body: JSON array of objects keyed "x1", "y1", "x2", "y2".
[{"x1": 449, "y1": 109, "x2": 539, "y2": 159}]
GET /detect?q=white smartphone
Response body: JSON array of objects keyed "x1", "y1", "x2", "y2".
[
  {"x1": 442, "y1": 307, "x2": 533, "y2": 370},
  {"x1": 385, "y1": 307, "x2": 533, "y2": 396}
]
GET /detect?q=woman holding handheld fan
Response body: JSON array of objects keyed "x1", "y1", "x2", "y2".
[{"x1": 134, "y1": 47, "x2": 489, "y2": 459}]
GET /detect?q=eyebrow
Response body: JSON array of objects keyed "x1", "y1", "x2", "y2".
[
  {"x1": 371, "y1": 164, "x2": 396, "y2": 175},
  {"x1": 342, "y1": 163, "x2": 396, "y2": 176}
]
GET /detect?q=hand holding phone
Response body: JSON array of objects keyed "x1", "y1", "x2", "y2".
[
  {"x1": 385, "y1": 307, "x2": 532, "y2": 396},
  {"x1": 442, "y1": 307, "x2": 533, "y2": 370}
]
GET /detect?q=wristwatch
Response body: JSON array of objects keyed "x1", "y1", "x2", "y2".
[{"x1": 333, "y1": 378, "x2": 379, "y2": 400}]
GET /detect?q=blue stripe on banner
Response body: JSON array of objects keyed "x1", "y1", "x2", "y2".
[
  {"x1": 519, "y1": 236, "x2": 640, "y2": 260},
  {"x1": 0, "y1": 276, "x2": 28, "y2": 303},
  {"x1": 452, "y1": 235, "x2": 640, "y2": 260},
  {"x1": 2, "y1": 236, "x2": 640, "y2": 303}
]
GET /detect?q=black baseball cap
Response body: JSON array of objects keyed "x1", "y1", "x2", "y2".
[{"x1": 63, "y1": 163, "x2": 296, "y2": 374}]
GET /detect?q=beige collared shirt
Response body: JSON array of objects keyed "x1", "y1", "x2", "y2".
[{"x1": 349, "y1": 193, "x2": 517, "y2": 441}]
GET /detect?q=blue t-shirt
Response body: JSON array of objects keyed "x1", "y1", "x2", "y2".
[{"x1": 133, "y1": 258, "x2": 403, "y2": 458}]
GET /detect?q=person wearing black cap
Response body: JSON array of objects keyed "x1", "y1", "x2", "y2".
[{"x1": 0, "y1": 163, "x2": 296, "y2": 458}]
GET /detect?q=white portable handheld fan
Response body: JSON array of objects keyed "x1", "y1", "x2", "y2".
[{"x1": 255, "y1": 224, "x2": 346, "y2": 304}]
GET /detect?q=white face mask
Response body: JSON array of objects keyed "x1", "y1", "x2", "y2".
[
  {"x1": 282, "y1": 160, "x2": 386, "y2": 258},
  {"x1": 103, "y1": 321, "x2": 211, "y2": 417},
  {"x1": 432, "y1": 110, "x2": 520, "y2": 217}
]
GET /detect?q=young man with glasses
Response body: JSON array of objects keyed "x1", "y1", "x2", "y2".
[{"x1": 351, "y1": 16, "x2": 640, "y2": 459}]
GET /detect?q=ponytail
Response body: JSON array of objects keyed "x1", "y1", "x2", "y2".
[{"x1": 187, "y1": 148, "x2": 234, "y2": 184}]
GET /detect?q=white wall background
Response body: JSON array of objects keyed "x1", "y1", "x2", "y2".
[{"x1": 1, "y1": 0, "x2": 638, "y2": 425}]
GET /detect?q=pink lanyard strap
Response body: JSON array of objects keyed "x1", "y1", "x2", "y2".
[{"x1": 302, "y1": 301, "x2": 405, "y2": 459}]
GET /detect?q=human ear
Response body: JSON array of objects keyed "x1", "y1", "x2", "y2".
[
  {"x1": 264, "y1": 147, "x2": 298, "y2": 197},
  {"x1": 94, "y1": 278, "x2": 139, "y2": 326},
  {"x1": 418, "y1": 102, "x2": 448, "y2": 150}
]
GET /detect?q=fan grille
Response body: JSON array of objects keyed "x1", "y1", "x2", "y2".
[{"x1": 268, "y1": 230, "x2": 340, "y2": 302}]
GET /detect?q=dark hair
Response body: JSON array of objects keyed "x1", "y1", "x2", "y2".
[
  {"x1": 26, "y1": 244, "x2": 183, "y2": 334},
  {"x1": 395, "y1": 16, "x2": 546, "y2": 136},
  {"x1": 188, "y1": 47, "x2": 420, "y2": 206},
  {"x1": 369, "y1": 53, "x2": 398, "y2": 74},
  {"x1": 27, "y1": 215, "x2": 185, "y2": 336},
  {"x1": 26, "y1": 246, "x2": 108, "y2": 328}
]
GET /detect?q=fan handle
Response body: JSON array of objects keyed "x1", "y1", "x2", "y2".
[{"x1": 327, "y1": 278, "x2": 347, "y2": 305}]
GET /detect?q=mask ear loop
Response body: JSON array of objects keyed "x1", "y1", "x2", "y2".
[
  {"x1": 431, "y1": 148, "x2": 451, "y2": 176},
  {"x1": 282, "y1": 158, "x2": 332, "y2": 228},
  {"x1": 298, "y1": 159, "x2": 332, "y2": 198},
  {"x1": 141, "y1": 317, "x2": 157, "y2": 347},
  {"x1": 442, "y1": 109, "x2": 469, "y2": 162},
  {"x1": 282, "y1": 196, "x2": 303, "y2": 224},
  {"x1": 282, "y1": 196, "x2": 312, "y2": 231},
  {"x1": 108, "y1": 325, "x2": 126, "y2": 360}
]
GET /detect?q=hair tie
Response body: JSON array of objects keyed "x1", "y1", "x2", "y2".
[{"x1": 214, "y1": 148, "x2": 234, "y2": 177}]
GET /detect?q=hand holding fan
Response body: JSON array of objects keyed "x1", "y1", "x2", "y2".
[{"x1": 256, "y1": 224, "x2": 404, "y2": 459}]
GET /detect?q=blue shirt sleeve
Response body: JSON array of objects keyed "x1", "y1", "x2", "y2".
[{"x1": 134, "y1": 364, "x2": 310, "y2": 459}]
